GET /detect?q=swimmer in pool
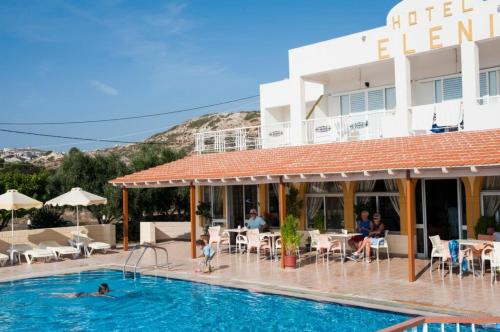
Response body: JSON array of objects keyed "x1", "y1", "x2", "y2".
[{"x1": 60, "y1": 283, "x2": 113, "y2": 298}]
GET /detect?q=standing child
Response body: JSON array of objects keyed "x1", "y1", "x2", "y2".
[{"x1": 196, "y1": 239, "x2": 215, "y2": 273}]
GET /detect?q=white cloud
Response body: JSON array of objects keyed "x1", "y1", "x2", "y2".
[{"x1": 91, "y1": 80, "x2": 119, "y2": 96}]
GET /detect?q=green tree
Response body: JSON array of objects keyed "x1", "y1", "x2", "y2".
[
  {"x1": 0, "y1": 166, "x2": 51, "y2": 230},
  {"x1": 47, "y1": 148, "x2": 129, "y2": 224}
]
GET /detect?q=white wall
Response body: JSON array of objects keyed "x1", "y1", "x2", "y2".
[
  {"x1": 0, "y1": 224, "x2": 116, "y2": 253},
  {"x1": 259, "y1": 0, "x2": 500, "y2": 145}
]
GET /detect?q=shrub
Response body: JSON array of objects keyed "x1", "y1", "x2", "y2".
[
  {"x1": 29, "y1": 207, "x2": 69, "y2": 229},
  {"x1": 313, "y1": 213, "x2": 325, "y2": 234},
  {"x1": 280, "y1": 214, "x2": 301, "y2": 256},
  {"x1": 474, "y1": 216, "x2": 498, "y2": 238}
]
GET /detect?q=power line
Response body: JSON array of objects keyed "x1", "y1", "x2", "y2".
[
  {"x1": 0, "y1": 94, "x2": 260, "y2": 126},
  {"x1": 0, "y1": 128, "x2": 167, "y2": 145}
]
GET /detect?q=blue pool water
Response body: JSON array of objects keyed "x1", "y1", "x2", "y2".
[{"x1": 0, "y1": 270, "x2": 489, "y2": 332}]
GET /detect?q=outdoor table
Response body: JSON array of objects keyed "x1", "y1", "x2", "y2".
[
  {"x1": 6, "y1": 244, "x2": 33, "y2": 264},
  {"x1": 326, "y1": 232, "x2": 362, "y2": 259},
  {"x1": 259, "y1": 232, "x2": 281, "y2": 259},
  {"x1": 225, "y1": 227, "x2": 248, "y2": 253},
  {"x1": 458, "y1": 239, "x2": 494, "y2": 266}
]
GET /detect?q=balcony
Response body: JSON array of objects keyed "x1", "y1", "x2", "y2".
[
  {"x1": 410, "y1": 100, "x2": 463, "y2": 134},
  {"x1": 302, "y1": 109, "x2": 394, "y2": 145},
  {"x1": 194, "y1": 110, "x2": 395, "y2": 154},
  {"x1": 194, "y1": 122, "x2": 292, "y2": 154}
]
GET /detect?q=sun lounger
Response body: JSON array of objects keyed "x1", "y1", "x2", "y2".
[
  {"x1": 0, "y1": 253, "x2": 8, "y2": 266},
  {"x1": 24, "y1": 249, "x2": 55, "y2": 264},
  {"x1": 70, "y1": 231, "x2": 111, "y2": 256},
  {"x1": 38, "y1": 241, "x2": 80, "y2": 260}
]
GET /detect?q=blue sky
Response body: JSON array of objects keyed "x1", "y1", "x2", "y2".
[{"x1": 0, "y1": 0, "x2": 400, "y2": 151}]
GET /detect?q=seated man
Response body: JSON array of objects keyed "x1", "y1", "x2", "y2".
[
  {"x1": 351, "y1": 213, "x2": 385, "y2": 263},
  {"x1": 246, "y1": 208, "x2": 266, "y2": 231},
  {"x1": 348, "y1": 210, "x2": 372, "y2": 250}
]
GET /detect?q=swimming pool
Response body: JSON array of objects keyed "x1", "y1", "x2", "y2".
[{"x1": 0, "y1": 270, "x2": 486, "y2": 332}]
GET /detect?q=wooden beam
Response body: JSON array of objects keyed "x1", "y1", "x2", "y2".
[
  {"x1": 122, "y1": 187, "x2": 129, "y2": 252},
  {"x1": 190, "y1": 184, "x2": 197, "y2": 259},
  {"x1": 279, "y1": 178, "x2": 286, "y2": 269},
  {"x1": 405, "y1": 173, "x2": 416, "y2": 282}
]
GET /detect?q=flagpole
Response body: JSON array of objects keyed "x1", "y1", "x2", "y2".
[{"x1": 76, "y1": 205, "x2": 80, "y2": 249}]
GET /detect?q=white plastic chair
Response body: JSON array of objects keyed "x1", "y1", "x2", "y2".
[
  {"x1": 491, "y1": 242, "x2": 500, "y2": 283},
  {"x1": 316, "y1": 234, "x2": 342, "y2": 263},
  {"x1": 247, "y1": 233, "x2": 270, "y2": 261},
  {"x1": 0, "y1": 253, "x2": 8, "y2": 266},
  {"x1": 208, "y1": 226, "x2": 230, "y2": 254},
  {"x1": 236, "y1": 234, "x2": 248, "y2": 254},
  {"x1": 429, "y1": 235, "x2": 445, "y2": 275},
  {"x1": 309, "y1": 230, "x2": 320, "y2": 252},
  {"x1": 370, "y1": 230, "x2": 390, "y2": 261}
]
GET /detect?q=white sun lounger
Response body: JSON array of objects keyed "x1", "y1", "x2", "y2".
[
  {"x1": 38, "y1": 241, "x2": 80, "y2": 260},
  {"x1": 24, "y1": 249, "x2": 55, "y2": 264},
  {"x1": 70, "y1": 231, "x2": 111, "y2": 256},
  {"x1": 0, "y1": 253, "x2": 8, "y2": 266}
]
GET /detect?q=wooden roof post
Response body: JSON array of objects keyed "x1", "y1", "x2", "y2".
[
  {"x1": 122, "y1": 187, "x2": 129, "y2": 252},
  {"x1": 405, "y1": 171, "x2": 416, "y2": 282},
  {"x1": 190, "y1": 183, "x2": 197, "y2": 259},
  {"x1": 279, "y1": 178, "x2": 287, "y2": 269}
]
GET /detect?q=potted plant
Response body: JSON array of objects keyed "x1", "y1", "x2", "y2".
[
  {"x1": 196, "y1": 202, "x2": 212, "y2": 243},
  {"x1": 280, "y1": 214, "x2": 302, "y2": 268},
  {"x1": 313, "y1": 213, "x2": 326, "y2": 234}
]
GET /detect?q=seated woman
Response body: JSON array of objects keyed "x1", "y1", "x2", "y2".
[
  {"x1": 348, "y1": 210, "x2": 372, "y2": 250},
  {"x1": 351, "y1": 213, "x2": 385, "y2": 263}
]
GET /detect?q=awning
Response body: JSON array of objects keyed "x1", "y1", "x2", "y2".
[{"x1": 110, "y1": 129, "x2": 500, "y2": 188}]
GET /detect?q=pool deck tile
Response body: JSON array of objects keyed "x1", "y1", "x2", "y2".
[{"x1": 0, "y1": 241, "x2": 498, "y2": 317}]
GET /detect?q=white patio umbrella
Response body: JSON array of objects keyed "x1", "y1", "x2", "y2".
[
  {"x1": 45, "y1": 188, "x2": 107, "y2": 245},
  {"x1": 0, "y1": 189, "x2": 43, "y2": 260}
]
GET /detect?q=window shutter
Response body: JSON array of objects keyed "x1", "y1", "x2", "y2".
[
  {"x1": 350, "y1": 92, "x2": 366, "y2": 113},
  {"x1": 480, "y1": 72, "x2": 488, "y2": 97},
  {"x1": 442, "y1": 76, "x2": 462, "y2": 101},
  {"x1": 367, "y1": 89, "x2": 384, "y2": 111}
]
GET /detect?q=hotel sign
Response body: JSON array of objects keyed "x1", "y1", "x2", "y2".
[{"x1": 378, "y1": 0, "x2": 500, "y2": 60}]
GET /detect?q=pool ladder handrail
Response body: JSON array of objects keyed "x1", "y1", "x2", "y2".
[{"x1": 122, "y1": 243, "x2": 169, "y2": 279}]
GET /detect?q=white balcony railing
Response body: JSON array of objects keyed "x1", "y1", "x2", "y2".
[
  {"x1": 410, "y1": 100, "x2": 463, "y2": 133},
  {"x1": 194, "y1": 122, "x2": 292, "y2": 154},
  {"x1": 477, "y1": 95, "x2": 500, "y2": 106},
  {"x1": 194, "y1": 111, "x2": 397, "y2": 154},
  {"x1": 302, "y1": 109, "x2": 392, "y2": 145}
]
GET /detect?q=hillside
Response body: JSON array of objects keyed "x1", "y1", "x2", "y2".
[{"x1": 88, "y1": 110, "x2": 260, "y2": 163}]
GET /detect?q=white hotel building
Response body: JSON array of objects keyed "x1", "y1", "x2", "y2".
[{"x1": 114, "y1": 0, "x2": 500, "y2": 274}]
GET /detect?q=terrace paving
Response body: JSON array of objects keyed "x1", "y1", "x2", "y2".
[{"x1": 0, "y1": 241, "x2": 498, "y2": 317}]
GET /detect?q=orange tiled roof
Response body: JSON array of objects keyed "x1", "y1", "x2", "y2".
[{"x1": 110, "y1": 129, "x2": 500, "y2": 185}]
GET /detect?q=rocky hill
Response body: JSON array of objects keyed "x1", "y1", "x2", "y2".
[{"x1": 45, "y1": 110, "x2": 259, "y2": 167}]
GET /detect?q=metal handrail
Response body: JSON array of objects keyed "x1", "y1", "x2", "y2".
[
  {"x1": 122, "y1": 243, "x2": 169, "y2": 279},
  {"x1": 379, "y1": 316, "x2": 500, "y2": 332}
]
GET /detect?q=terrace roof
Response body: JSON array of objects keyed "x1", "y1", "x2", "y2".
[{"x1": 110, "y1": 129, "x2": 500, "y2": 188}]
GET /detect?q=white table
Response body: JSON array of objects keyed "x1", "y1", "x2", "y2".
[
  {"x1": 259, "y1": 232, "x2": 281, "y2": 259},
  {"x1": 326, "y1": 233, "x2": 362, "y2": 259},
  {"x1": 225, "y1": 228, "x2": 248, "y2": 253}
]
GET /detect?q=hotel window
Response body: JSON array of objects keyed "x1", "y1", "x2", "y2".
[
  {"x1": 202, "y1": 186, "x2": 224, "y2": 220},
  {"x1": 481, "y1": 176, "x2": 500, "y2": 224},
  {"x1": 432, "y1": 76, "x2": 463, "y2": 103},
  {"x1": 266, "y1": 184, "x2": 280, "y2": 228},
  {"x1": 480, "y1": 70, "x2": 500, "y2": 98},
  {"x1": 355, "y1": 180, "x2": 400, "y2": 232},
  {"x1": 337, "y1": 86, "x2": 396, "y2": 115},
  {"x1": 229, "y1": 185, "x2": 258, "y2": 227},
  {"x1": 306, "y1": 182, "x2": 344, "y2": 231}
]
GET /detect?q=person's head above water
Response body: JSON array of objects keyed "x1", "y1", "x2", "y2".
[{"x1": 98, "y1": 283, "x2": 110, "y2": 295}]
